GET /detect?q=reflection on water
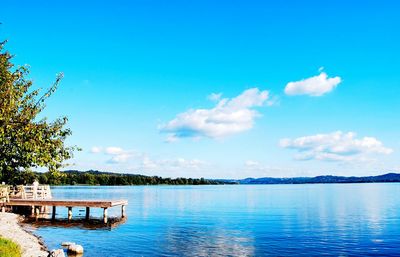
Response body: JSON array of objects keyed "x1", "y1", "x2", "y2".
[
  {"x1": 24, "y1": 217, "x2": 127, "y2": 230},
  {"x1": 35, "y1": 184, "x2": 400, "y2": 256},
  {"x1": 162, "y1": 227, "x2": 254, "y2": 256}
]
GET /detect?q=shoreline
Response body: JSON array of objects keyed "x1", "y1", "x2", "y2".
[{"x1": 0, "y1": 212, "x2": 49, "y2": 257}]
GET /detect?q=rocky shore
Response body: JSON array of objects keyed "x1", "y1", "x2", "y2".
[{"x1": 0, "y1": 212, "x2": 48, "y2": 257}]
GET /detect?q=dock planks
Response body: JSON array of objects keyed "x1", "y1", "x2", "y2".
[
  {"x1": 3, "y1": 199, "x2": 128, "y2": 223},
  {"x1": 6, "y1": 199, "x2": 128, "y2": 208}
]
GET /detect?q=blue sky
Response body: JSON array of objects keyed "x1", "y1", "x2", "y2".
[{"x1": 1, "y1": 0, "x2": 400, "y2": 178}]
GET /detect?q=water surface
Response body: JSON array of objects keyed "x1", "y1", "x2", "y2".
[{"x1": 35, "y1": 184, "x2": 400, "y2": 256}]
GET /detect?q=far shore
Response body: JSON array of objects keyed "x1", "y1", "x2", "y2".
[
  {"x1": 25, "y1": 170, "x2": 400, "y2": 186},
  {"x1": 0, "y1": 212, "x2": 48, "y2": 257}
]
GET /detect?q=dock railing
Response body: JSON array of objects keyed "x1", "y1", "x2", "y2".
[
  {"x1": 3, "y1": 183, "x2": 128, "y2": 224},
  {"x1": 9, "y1": 184, "x2": 52, "y2": 200},
  {"x1": 22, "y1": 185, "x2": 52, "y2": 199}
]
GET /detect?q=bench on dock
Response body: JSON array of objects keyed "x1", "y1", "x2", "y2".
[{"x1": 4, "y1": 199, "x2": 128, "y2": 223}]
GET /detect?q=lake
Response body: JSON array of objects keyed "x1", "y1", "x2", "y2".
[{"x1": 34, "y1": 184, "x2": 400, "y2": 256}]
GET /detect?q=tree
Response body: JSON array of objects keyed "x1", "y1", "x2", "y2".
[{"x1": 0, "y1": 40, "x2": 78, "y2": 183}]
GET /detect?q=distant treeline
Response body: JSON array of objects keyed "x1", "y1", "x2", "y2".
[
  {"x1": 9, "y1": 170, "x2": 232, "y2": 186},
  {"x1": 220, "y1": 173, "x2": 400, "y2": 184},
  {"x1": 6, "y1": 170, "x2": 400, "y2": 186}
]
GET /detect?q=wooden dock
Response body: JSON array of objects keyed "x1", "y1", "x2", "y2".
[{"x1": 3, "y1": 199, "x2": 128, "y2": 223}]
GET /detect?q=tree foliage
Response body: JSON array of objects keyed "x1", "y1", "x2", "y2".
[
  {"x1": 13, "y1": 170, "x2": 231, "y2": 186},
  {"x1": 0, "y1": 40, "x2": 77, "y2": 183}
]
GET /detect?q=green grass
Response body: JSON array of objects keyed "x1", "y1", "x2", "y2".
[{"x1": 0, "y1": 238, "x2": 21, "y2": 257}]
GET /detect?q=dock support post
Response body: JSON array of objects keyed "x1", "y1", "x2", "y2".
[
  {"x1": 31, "y1": 206, "x2": 35, "y2": 215},
  {"x1": 85, "y1": 207, "x2": 90, "y2": 220},
  {"x1": 68, "y1": 207, "x2": 72, "y2": 221},
  {"x1": 121, "y1": 205, "x2": 126, "y2": 218},
  {"x1": 35, "y1": 206, "x2": 40, "y2": 221},
  {"x1": 103, "y1": 208, "x2": 108, "y2": 224},
  {"x1": 1, "y1": 206, "x2": 5, "y2": 213},
  {"x1": 52, "y1": 206, "x2": 56, "y2": 220}
]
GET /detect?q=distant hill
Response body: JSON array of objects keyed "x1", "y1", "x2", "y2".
[
  {"x1": 37, "y1": 170, "x2": 400, "y2": 186},
  {"x1": 217, "y1": 173, "x2": 400, "y2": 184}
]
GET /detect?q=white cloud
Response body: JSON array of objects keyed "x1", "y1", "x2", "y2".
[
  {"x1": 108, "y1": 153, "x2": 136, "y2": 164},
  {"x1": 208, "y1": 92, "x2": 222, "y2": 102},
  {"x1": 90, "y1": 146, "x2": 205, "y2": 173},
  {"x1": 242, "y1": 160, "x2": 299, "y2": 178},
  {"x1": 104, "y1": 147, "x2": 125, "y2": 155},
  {"x1": 284, "y1": 71, "x2": 341, "y2": 96},
  {"x1": 90, "y1": 146, "x2": 103, "y2": 153},
  {"x1": 245, "y1": 160, "x2": 261, "y2": 168},
  {"x1": 160, "y1": 88, "x2": 270, "y2": 140},
  {"x1": 280, "y1": 131, "x2": 393, "y2": 162},
  {"x1": 265, "y1": 95, "x2": 280, "y2": 107},
  {"x1": 164, "y1": 135, "x2": 179, "y2": 143},
  {"x1": 90, "y1": 146, "x2": 137, "y2": 163},
  {"x1": 142, "y1": 156, "x2": 205, "y2": 171}
]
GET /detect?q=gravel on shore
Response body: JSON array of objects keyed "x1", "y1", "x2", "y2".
[{"x1": 0, "y1": 212, "x2": 49, "y2": 257}]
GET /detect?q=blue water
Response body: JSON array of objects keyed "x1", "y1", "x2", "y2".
[{"x1": 35, "y1": 184, "x2": 400, "y2": 256}]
